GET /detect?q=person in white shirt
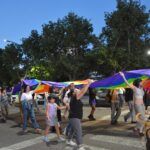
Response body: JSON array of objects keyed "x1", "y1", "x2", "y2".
[{"x1": 21, "y1": 85, "x2": 41, "y2": 133}]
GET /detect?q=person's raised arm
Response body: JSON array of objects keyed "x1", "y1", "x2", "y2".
[
  {"x1": 119, "y1": 72, "x2": 135, "y2": 90},
  {"x1": 76, "y1": 79, "x2": 93, "y2": 100}
]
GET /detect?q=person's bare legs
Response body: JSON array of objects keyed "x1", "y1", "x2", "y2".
[
  {"x1": 55, "y1": 124, "x2": 61, "y2": 138},
  {"x1": 43, "y1": 125, "x2": 50, "y2": 142},
  {"x1": 55, "y1": 124, "x2": 65, "y2": 142},
  {"x1": 44, "y1": 125, "x2": 50, "y2": 136}
]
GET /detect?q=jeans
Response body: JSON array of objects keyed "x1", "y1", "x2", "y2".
[
  {"x1": 111, "y1": 102, "x2": 121, "y2": 123},
  {"x1": 118, "y1": 94, "x2": 125, "y2": 107},
  {"x1": 68, "y1": 118, "x2": 83, "y2": 145},
  {"x1": 22, "y1": 100, "x2": 39, "y2": 131},
  {"x1": 124, "y1": 101, "x2": 135, "y2": 122},
  {"x1": 66, "y1": 121, "x2": 75, "y2": 137},
  {"x1": 0, "y1": 104, "x2": 9, "y2": 120},
  {"x1": 134, "y1": 104, "x2": 145, "y2": 132}
]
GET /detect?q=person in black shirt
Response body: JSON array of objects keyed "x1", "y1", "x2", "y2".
[
  {"x1": 124, "y1": 88, "x2": 136, "y2": 123},
  {"x1": 67, "y1": 79, "x2": 93, "y2": 150},
  {"x1": 88, "y1": 87, "x2": 97, "y2": 120}
]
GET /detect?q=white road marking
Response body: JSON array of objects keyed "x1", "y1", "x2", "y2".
[
  {"x1": 85, "y1": 145, "x2": 109, "y2": 150},
  {"x1": 64, "y1": 145, "x2": 109, "y2": 150},
  {"x1": 0, "y1": 109, "x2": 137, "y2": 150},
  {"x1": 0, "y1": 134, "x2": 108, "y2": 150},
  {"x1": 0, "y1": 134, "x2": 56, "y2": 150},
  {"x1": 90, "y1": 135, "x2": 145, "y2": 149}
]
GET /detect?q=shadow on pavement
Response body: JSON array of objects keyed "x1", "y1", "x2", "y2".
[{"x1": 82, "y1": 120, "x2": 139, "y2": 139}]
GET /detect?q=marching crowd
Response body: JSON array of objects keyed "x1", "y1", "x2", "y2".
[{"x1": 0, "y1": 74, "x2": 150, "y2": 150}]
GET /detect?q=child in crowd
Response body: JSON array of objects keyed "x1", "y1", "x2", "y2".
[{"x1": 43, "y1": 94, "x2": 67, "y2": 143}]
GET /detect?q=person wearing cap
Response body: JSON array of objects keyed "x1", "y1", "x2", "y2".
[{"x1": 43, "y1": 94, "x2": 67, "y2": 143}]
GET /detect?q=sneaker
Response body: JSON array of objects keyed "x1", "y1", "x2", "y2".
[
  {"x1": 43, "y1": 136, "x2": 49, "y2": 143},
  {"x1": 22, "y1": 129, "x2": 28, "y2": 134},
  {"x1": 57, "y1": 137, "x2": 66, "y2": 142},
  {"x1": 88, "y1": 115, "x2": 96, "y2": 121},
  {"x1": 91, "y1": 116, "x2": 96, "y2": 121},
  {"x1": 124, "y1": 116, "x2": 127, "y2": 123},
  {"x1": 88, "y1": 115, "x2": 92, "y2": 119},
  {"x1": 78, "y1": 145, "x2": 86, "y2": 150},
  {"x1": 66, "y1": 140, "x2": 77, "y2": 146},
  {"x1": 1, "y1": 118, "x2": 6, "y2": 123},
  {"x1": 139, "y1": 132, "x2": 144, "y2": 137}
]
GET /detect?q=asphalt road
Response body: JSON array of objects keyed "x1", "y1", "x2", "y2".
[{"x1": 0, "y1": 106, "x2": 146, "y2": 150}]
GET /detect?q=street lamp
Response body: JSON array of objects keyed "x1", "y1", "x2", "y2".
[
  {"x1": 3, "y1": 39, "x2": 17, "y2": 44},
  {"x1": 147, "y1": 50, "x2": 150, "y2": 55}
]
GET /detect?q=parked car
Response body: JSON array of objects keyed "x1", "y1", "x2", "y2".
[
  {"x1": 96, "y1": 89, "x2": 111, "y2": 107},
  {"x1": 82, "y1": 89, "x2": 111, "y2": 107}
]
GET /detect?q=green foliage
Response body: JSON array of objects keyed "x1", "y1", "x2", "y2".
[
  {"x1": 22, "y1": 12, "x2": 96, "y2": 81},
  {"x1": 0, "y1": 44, "x2": 23, "y2": 85},
  {"x1": 100, "y1": 0, "x2": 150, "y2": 70},
  {"x1": 1, "y1": 1, "x2": 149, "y2": 85}
]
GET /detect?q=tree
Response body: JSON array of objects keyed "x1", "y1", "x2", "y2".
[
  {"x1": 22, "y1": 12, "x2": 97, "y2": 81},
  {"x1": 1, "y1": 44, "x2": 23, "y2": 85},
  {"x1": 100, "y1": 0, "x2": 150, "y2": 70}
]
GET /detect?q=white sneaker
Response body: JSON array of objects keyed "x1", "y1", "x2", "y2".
[
  {"x1": 43, "y1": 136, "x2": 49, "y2": 143},
  {"x1": 66, "y1": 140, "x2": 77, "y2": 146},
  {"x1": 78, "y1": 145, "x2": 86, "y2": 150},
  {"x1": 57, "y1": 137, "x2": 66, "y2": 142}
]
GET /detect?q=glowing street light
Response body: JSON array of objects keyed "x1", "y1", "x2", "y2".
[
  {"x1": 147, "y1": 50, "x2": 150, "y2": 55},
  {"x1": 3, "y1": 39, "x2": 15, "y2": 44}
]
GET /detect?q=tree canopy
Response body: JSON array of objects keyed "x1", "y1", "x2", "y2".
[{"x1": 1, "y1": 0, "x2": 150, "y2": 86}]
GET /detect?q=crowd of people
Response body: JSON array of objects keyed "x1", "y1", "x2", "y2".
[
  {"x1": 17, "y1": 79, "x2": 93, "y2": 150},
  {"x1": 0, "y1": 76, "x2": 150, "y2": 150}
]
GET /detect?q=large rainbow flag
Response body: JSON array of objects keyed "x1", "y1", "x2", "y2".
[
  {"x1": 12, "y1": 69, "x2": 150, "y2": 94},
  {"x1": 34, "y1": 84, "x2": 50, "y2": 94},
  {"x1": 90, "y1": 69, "x2": 150, "y2": 89}
]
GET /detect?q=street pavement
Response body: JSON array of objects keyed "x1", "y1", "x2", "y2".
[{"x1": 0, "y1": 105, "x2": 146, "y2": 150}]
